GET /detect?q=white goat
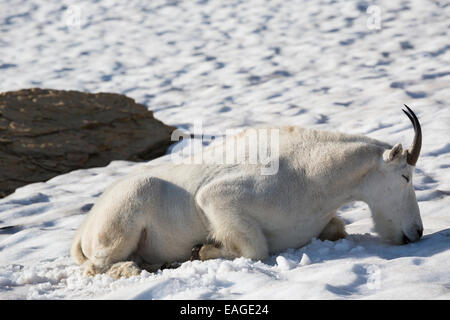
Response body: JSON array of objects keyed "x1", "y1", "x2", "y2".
[{"x1": 71, "y1": 106, "x2": 423, "y2": 278}]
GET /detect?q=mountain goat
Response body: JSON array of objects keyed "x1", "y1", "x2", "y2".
[{"x1": 71, "y1": 106, "x2": 423, "y2": 278}]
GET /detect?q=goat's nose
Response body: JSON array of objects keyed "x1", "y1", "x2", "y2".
[
  {"x1": 402, "y1": 232, "x2": 411, "y2": 244},
  {"x1": 402, "y1": 227, "x2": 423, "y2": 244},
  {"x1": 417, "y1": 227, "x2": 423, "y2": 239}
]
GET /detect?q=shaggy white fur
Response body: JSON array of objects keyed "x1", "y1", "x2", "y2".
[{"x1": 71, "y1": 126, "x2": 423, "y2": 278}]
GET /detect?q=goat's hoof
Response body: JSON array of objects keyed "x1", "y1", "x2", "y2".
[
  {"x1": 160, "y1": 262, "x2": 181, "y2": 270},
  {"x1": 190, "y1": 244, "x2": 203, "y2": 261}
]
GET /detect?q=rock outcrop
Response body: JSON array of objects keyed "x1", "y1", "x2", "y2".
[{"x1": 0, "y1": 88, "x2": 176, "y2": 197}]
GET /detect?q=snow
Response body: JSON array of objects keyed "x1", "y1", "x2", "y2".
[{"x1": 1, "y1": 0, "x2": 449, "y2": 299}]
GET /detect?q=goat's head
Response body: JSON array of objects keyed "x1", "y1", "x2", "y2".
[{"x1": 366, "y1": 105, "x2": 423, "y2": 245}]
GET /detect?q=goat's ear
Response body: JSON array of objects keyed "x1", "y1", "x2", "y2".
[{"x1": 384, "y1": 143, "x2": 403, "y2": 162}]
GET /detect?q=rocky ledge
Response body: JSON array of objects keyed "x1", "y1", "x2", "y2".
[{"x1": 0, "y1": 88, "x2": 176, "y2": 197}]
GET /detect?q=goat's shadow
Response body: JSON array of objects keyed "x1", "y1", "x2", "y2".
[
  {"x1": 304, "y1": 228, "x2": 450, "y2": 297},
  {"x1": 349, "y1": 228, "x2": 450, "y2": 260},
  {"x1": 260, "y1": 228, "x2": 450, "y2": 296},
  {"x1": 266, "y1": 228, "x2": 450, "y2": 265}
]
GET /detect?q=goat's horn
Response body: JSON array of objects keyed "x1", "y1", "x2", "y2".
[{"x1": 402, "y1": 105, "x2": 422, "y2": 166}]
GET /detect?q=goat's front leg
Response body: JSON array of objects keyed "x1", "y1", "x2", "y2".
[
  {"x1": 190, "y1": 211, "x2": 269, "y2": 262},
  {"x1": 318, "y1": 216, "x2": 347, "y2": 241},
  {"x1": 190, "y1": 243, "x2": 225, "y2": 261}
]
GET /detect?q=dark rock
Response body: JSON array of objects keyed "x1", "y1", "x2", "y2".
[
  {"x1": 0, "y1": 88, "x2": 176, "y2": 197},
  {"x1": 400, "y1": 41, "x2": 414, "y2": 50}
]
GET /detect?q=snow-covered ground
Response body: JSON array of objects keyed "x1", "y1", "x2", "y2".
[{"x1": 1, "y1": 0, "x2": 449, "y2": 299}]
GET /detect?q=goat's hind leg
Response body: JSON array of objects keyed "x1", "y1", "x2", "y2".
[
  {"x1": 95, "y1": 232, "x2": 181, "y2": 277},
  {"x1": 82, "y1": 218, "x2": 146, "y2": 279}
]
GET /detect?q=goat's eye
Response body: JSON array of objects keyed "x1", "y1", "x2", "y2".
[{"x1": 402, "y1": 174, "x2": 410, "y2": 182}]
